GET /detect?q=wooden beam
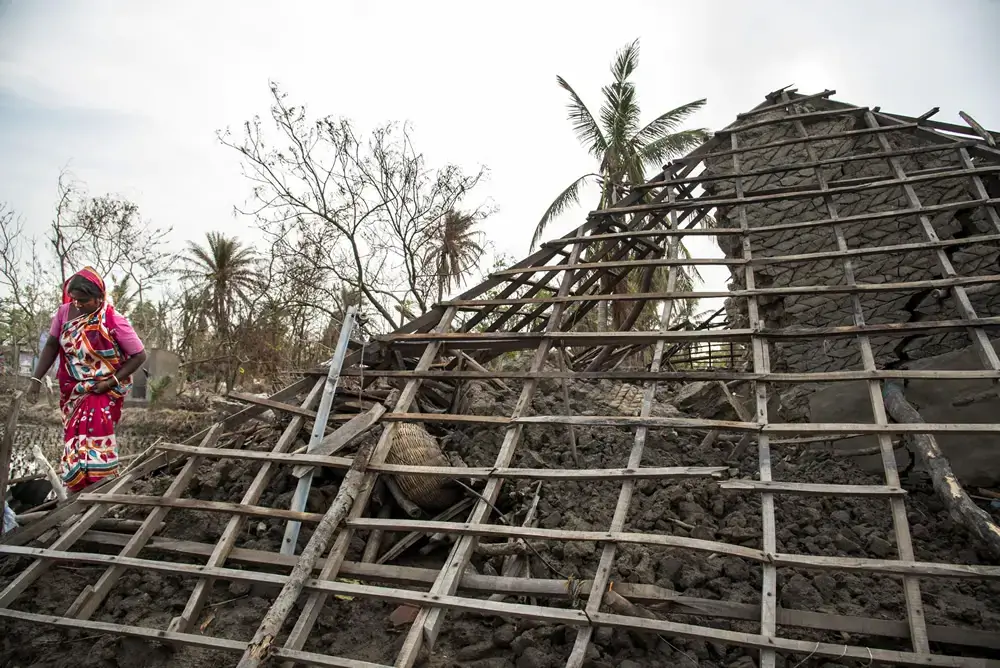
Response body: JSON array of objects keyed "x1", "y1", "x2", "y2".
[{"x1": 291, "y1": 404, "x2": 385, "y2": 478}]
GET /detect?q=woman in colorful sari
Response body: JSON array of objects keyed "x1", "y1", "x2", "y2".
[{"x1": 27, "y1": 267, "x2": 147, "y2": 493}]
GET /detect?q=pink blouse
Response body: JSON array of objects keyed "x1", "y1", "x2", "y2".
[{"x1": 48, "y1": 304, "x2": 145, "y2": 356}]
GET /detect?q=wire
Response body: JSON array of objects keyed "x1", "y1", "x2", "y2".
[
  {"x1": 450, "y1": 478, "x2": 569, "y2": 581},
  {"x1": 791, "y1": 642, "x2": 821, "y2": 668}
]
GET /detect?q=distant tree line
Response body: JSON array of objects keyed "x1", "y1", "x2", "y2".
[{"x1": 0, "y1": 84, "x2": 496, "y2": 390}]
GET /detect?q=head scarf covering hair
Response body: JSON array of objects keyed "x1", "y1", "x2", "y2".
[{"x1": 62, "y1": 266, "x2": 106, "y2": 305}]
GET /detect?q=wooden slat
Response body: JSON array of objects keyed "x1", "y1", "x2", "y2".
[
  {"x1": 277, "y1": 306, "x2": 463, "y2": 667},
  {"x1": 79, "y1": 493, "x2": 324, "y2": 523},
  {"x1": 10, "y1": 529, "x2": 1000, "y2": 584},
  {"x1": 720, "y1": 480, "x2": 906, "y2": 496},
  {"x1": 881, "y1": 110, "x2": 1000, "y2": 143},
  {"x1": 496, "y1": 230, "x2": 1000, "y2": 274},
  {"x1": 735, "y1": 89, "x2": 835, "y2": 119},
  {"x1": 0, "y1": 550, "x2": 994, "y2": 668},
  {"x1": 714, "y1": 105, "x2": 866, "y2": 135},
  {"x1": 183, "y1": 376, "x2": 315, "y2": 445},
  {"x1": 868, "y1": 108, "x2": 1000, "y2": 653},
  {"x1": 167, "y1": 377, "x2": 326, "y2": 634},
  {"x1": 0, "y1": 609, "x2": 389, "y2": 668},
  {"x1": 726, "y1": 129, "x2": 778, "y2": 668},
  {"x1": 397, "y1": 235, "x2": 591, "y2": 667},
  {"x1": 339, "y1": 367, "x2": 1000, "y2": 384},
  {"x1": 589, "y1": 165, "x2": 999, "y2": 217},
  {"x1": 635, "y1": 139, "x2": 980, "y2": 192},
  {"x1": 787, "y1": 100, "x2": 931, "y2": 653},
  {"x1": 292, "y1": 404, "x2": 385, "y2": 478},
  {"x1": 567, "y1": 181, "x2": 684, "y2": 668},
  {"x1": 64, "y1": 423, "x2": 225, "y2": 620},
  {"x1": 513, "y1": 415, "x2": 1000, "y2": 435},
  {"x1": 445, "y1": 273, "x2": 1000, "y2": 307},
  {"x1": 151, "y1": 444, "x2": 729, "y2": 481},
  {"x1": 75, "y1": 529, "x2": 1000, "y2": 651},
  {"x1": 749, "y1": 197, "x2": 1000, "y2": 235},
  {"x1": 381, "y1": 316, "x2": 1000, "y2": 346},
  {"x1": 230, "y1": 392, "x2": 319, "y2": 420}
]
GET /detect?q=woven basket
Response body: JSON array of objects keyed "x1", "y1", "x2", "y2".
[{"x1": 387, "y1": 422, "x2": 459, "y2": 510}]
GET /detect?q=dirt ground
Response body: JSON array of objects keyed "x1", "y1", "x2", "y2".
[{"x1": 2, "y1": 379, "x2": 1000, "y2": 668}]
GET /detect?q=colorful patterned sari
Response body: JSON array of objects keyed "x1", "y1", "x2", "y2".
[{"x1": 56, "y1": 270, "x2": 134, "y2": 492}]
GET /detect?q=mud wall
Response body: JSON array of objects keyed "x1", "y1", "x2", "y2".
[
  {"x1": 810, "y1": 338, "x2": 1000, "y2": 486},
  {"x1": 704, "y1": 101, "x2": 1000, "y2": 374}
]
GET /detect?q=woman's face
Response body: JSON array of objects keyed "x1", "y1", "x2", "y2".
[{"x1": 68, "y1": 290, "x2": 102, "y2": 314}]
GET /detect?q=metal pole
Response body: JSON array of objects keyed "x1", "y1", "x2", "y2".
[{"x1": 280, "y1": 307, "x2": 357, "y2": 555}]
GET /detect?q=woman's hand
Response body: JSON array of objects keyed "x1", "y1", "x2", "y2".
[
  {"x1": 92, "y1": 379, "x2": 116, "y2": 394},
  {"x1": 26, "y1": 377, "x2": 43, "y2": 402}
]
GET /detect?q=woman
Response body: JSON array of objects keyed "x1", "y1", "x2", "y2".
[{"x1": 27, "y1": 267, "x2": 147, "y2": 492}]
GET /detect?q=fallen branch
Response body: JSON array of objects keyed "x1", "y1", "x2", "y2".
[
  {"x1": 882, "y1": 380, "x2": 1000, "y2": 560},
  {"x1": 237, "y1": 429, "x2": 377, "y2": 668}
]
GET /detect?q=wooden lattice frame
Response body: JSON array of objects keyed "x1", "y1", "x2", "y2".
[{"x1": 2, "y1": 88, "x2": 1000, "y2": 668}]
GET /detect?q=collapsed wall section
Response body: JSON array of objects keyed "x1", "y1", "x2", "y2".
[{"x1": 703, "y1": 100, "x2": 1000, "y2": 374}]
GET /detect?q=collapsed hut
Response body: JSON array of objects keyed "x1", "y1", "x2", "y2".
[{"x1": 2, "y1": 87, "x2": 1000, "y2": 668}]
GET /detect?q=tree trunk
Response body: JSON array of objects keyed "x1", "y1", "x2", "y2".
[{"x1": 882, "y1": 380, "x2": 1000, "y2": 560}]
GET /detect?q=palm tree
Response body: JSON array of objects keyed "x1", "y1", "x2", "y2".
[
  {"x1": 179, "y1": 232, "x2": 260, "y2": 340},
  {"x1": 424, "y1": 209, "x2": 486, "y2": 302},
  {"x1": 532, "y1": 40, "x2": 708, "y2": 248},
  {"x1": 532, "y1": 40, "x2": 709, "y2": 330},
  {"x1": 108, "y1": 276, "x2": 136, "y2": 315}
]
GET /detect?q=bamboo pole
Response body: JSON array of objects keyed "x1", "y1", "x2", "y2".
[
  {"x1": 30, "y1": 445, "x2": 67, "y2": 502},
  {"x1": 238, "y1": 433, "x2": 377, "y2": 667},
  {"x1": 882, "y1": 381, "x2": 1000, "y2": 560}
]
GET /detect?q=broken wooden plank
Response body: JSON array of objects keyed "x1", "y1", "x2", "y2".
[
  {"x1": 291, "y1": 404, "x2": 385, "y2": 478},
  {"x1": 719, "y1": 480, "x2": 907, "y2": 497}
]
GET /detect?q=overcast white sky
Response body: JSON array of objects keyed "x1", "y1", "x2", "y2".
[{"x1": 1, "y1": 0, "x2": 998, "y2": 307}]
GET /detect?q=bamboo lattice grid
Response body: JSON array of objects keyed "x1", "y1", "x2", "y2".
[{"x1": 2, "y1": 87, "x2": 1000, "y2": 667}]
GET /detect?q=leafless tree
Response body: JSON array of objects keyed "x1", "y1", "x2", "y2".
[
  {"x1": 48, "y1": 170, "x2": 174, "y2": 300},
  {"x1": 220, "y1": 82, "x2": 493, "y2": 333},
  {"x1": 0, "y1": 203, "x2": 52, "y2": 353}
]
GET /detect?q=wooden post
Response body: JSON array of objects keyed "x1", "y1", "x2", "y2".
[
  {"x1": 883, "y1": 381, "x2": 1000, "y2": 559},
  {"x1": 238, "y1": 433, "x2": 377, "y2": 668},
  {"x1": 556, "y1": 348, "x2": 579, "y2": 467},
  {"x1": 1, "y1": 391, "x2": 23, "y2": 528}
]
